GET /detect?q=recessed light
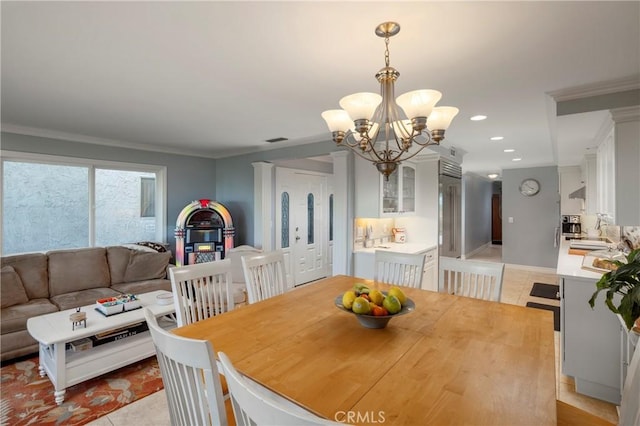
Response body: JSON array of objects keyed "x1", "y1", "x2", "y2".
[
  {"x1": 488, "y1": 173, "x2": 499, "y2": 179},
  {"x1": 470, "y1": 115, "x2": 487, "y2": 121},
  {"x1": 490, "y1": 136, "x2": 504, "y2": 141},
  {"x1": 512, "y1": 157, "x2": 522, "y2": 162},
  {"x1": 504, "y1": 149, "x2": 515, "y2": 153}
]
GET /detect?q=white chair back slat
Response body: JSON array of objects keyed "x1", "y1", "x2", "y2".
[
  {"x1": 241, "y1": 250, "x2": 288, "y2": 304},
  {"x1": 439, "y1": 257, "x2": 505, "y2": 302},
  {"x1": 374, "y1": 250, "x2": 426, "y2": 289},
  {"x1": 218, "y1": 352, "x2": 344, "y2": 425},
  {"x1": 143, "y1": 308, "x2": 228, "y2": 426},
  {"x1": 169, "y1": 259, "x2": 234, "y2": 327}
]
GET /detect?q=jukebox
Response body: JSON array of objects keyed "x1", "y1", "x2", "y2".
[{"x1": 174, "y1": 199, "x2": 235, "y2": 266}]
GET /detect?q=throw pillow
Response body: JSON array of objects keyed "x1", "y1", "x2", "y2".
[
  {"x1": 123, "y1": 251, "x2": 171, "y2": 282},
  {"x1": 1, "y1": 266, "x2": 29, "y2": 308}
]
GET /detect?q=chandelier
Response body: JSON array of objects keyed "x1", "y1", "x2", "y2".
[{"x1": 321, "y1": 22, "x2": 459, "y2": 179}]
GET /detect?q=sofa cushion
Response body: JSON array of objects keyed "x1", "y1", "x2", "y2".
[
  {"x1": 123, "y1": 250, "x2": 171, "y2": 282},
  {"x1": 0, "y1": 299, "x2": 58, "y2": 334},
  {"x1": 1, "y1": 329, "x2": 40, "y2": 362},
  {"x1": 106, "y1": 246, "x2": 132, "y2": 284},
  {"x1": 1, "y1": 266, "x2": 30, "y2": 308},
  {"x1": 48, "y1": 248, "x2": 110, "y2": 297},
  {"x1": 1, "y1": 253, "x2": 48, "y2": 299},
  {"x1": 50, "y1": 287, "x2": 121, "y2": 311},
  {"x1": 111, "y1": 278, "x2": 172, "y2": 295}
]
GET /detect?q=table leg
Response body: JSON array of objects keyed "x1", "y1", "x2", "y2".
[
  {"x1": 54, "y1": 389, "x2": 66, "y2": 405},
  {"x1": 38, "y1": 344, "x2": 47, "y2": 377}
]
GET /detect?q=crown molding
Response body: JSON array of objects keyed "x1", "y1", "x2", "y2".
[
  {"x1": 1, "y1": 123, "x2": 219, "y2": 159},
  {"x1": 610, "y1": 105, "x2": 640, "y2": 123},
  {"x1": 548, "y1": 75, "x2": 640, "y2": 102}
]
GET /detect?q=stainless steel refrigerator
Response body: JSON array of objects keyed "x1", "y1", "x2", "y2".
[{"x1": 439, "y1": 160, "x2": 462, "y2": 258}]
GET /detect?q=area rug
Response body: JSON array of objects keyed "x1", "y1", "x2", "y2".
[
  {"x1": 529, "y1": 282, "x2": 560, "y2": 300},
  {"x1": 526, "y1": 302, "x2": 560, "y2": 332},
  {"x1": 0, "y1": 355, "x2": 164, "y2": 425}
]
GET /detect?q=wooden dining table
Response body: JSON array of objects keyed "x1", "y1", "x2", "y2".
[{"x1": 172, "y1": 275, "x2": 557, "y2": 425}]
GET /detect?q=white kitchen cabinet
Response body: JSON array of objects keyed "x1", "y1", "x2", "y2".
[
  {"x1": 353, "y1": 251, "x2": 375, "y2": 280},
  {"x1": 581, "y1": 154, "x2": 597, "y2": 215},
  {"x1": 560, "y1": 275, "x2": 621, "y2": 404},
  {"x1": 354, "y1": 159, "x2": 416, "y2": 217},
  {"x1": 421, "y1": 247, "x2": 437, "y2": 291},
  {"x1": 596, "y1": 127, "x2": 615, "y2": 219}
]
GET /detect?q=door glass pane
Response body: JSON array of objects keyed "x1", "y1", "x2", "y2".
[
  {"x1": 329, "y1": 194, "x2": 334, "y2": 242},
  {"x1": 383, "y1": 171, "x2": 399, "y2": 213},
  {"x1": 402, "y1": 166, "x2": 415, "y2": 212},
  {"x1": 281, "y1": 192, "x2": 290, "y2": 248},
  {"x1": 2, "y1": 161, "x2": 89, "y2": 254},
  {"x1": 95, "y1": 169, "x2": 157, "y2": 246},
  {"x1": 307, "y1": 193, "x2": 314, "y2": 244}
]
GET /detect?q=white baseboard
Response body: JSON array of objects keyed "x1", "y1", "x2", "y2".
[
  {"x1": 462, "y1": 242, "x2": 492, "y2": 260},
  {"x1": 504, "y1": 263, "x2": 557, "y2": 274}
]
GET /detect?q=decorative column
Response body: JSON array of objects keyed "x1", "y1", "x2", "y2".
[
  {"x1": 330, "y1": 151, "x2": 353, "y2": 275},
  {"x1": 252, "y1": 162, "x2": 274, "y2": 250}
]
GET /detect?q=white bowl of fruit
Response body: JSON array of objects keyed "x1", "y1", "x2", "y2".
[{"x1": 335, "y1": 283, "x2": 415, "y2": 329}]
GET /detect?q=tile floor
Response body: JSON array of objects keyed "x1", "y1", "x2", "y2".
[{"x1": 88, "y1": 245, "x2": 618, "y2": 425}]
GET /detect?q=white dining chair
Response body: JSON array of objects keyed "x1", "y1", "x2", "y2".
[
  {"x1": 374, "y1": 250, "x2": 425, "y2": 288},
  {"x1": 218, "y1": 351, "x2": 344, "y2": 425},
  {"x1": 439, "y1": 256, "x2": 505, "y2": 302},
  {"x1": 143, "y1": 308, "x2": 229, "y2": 426},
  {"x1": 241, "y1": 250, "x2": 288, "y2": 304},
  {"x1": 226, "y1": 245, "x2": 262, "y2": 303},
  {"x1": 619, "y1": 342, "x2": 640, "y2": 426},
  {"x1": 169, "y1": 259, "x2": 235, "y2": 327}
]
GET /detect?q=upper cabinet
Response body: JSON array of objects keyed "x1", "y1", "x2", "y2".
[
  {"x1": 581, "y1": 153, "x2": 597, "y2": 215},
  {"x1": 355, "y1": 160, "x2": 417, "y2": 217},
  {"x1": 382, "y1": 164, "x2": 416, "y2": 215}
]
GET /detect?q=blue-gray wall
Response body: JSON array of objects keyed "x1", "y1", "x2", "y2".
[
  {"x1": 1, "y1": 131, "x2": 217, "y2": 254},
  {"x1": 463, "y1": 173, "x2": 493, "y2": 256},
  {"x1": 502, "y1": 166, "x2": 560, "y2": 268},
  {"x1": 214, "y1": 140, "x2": 338, "y2": 245}
]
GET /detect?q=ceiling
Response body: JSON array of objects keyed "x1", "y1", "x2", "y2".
[{"x1": 2, "y1": 1, "x2": 639, "y2": 178}]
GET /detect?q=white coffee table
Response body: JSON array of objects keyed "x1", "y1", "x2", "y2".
[{"x1": 26, "y1": 290, "x2": 175, "y2": 405}]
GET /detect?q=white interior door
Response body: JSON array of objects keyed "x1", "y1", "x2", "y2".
[{"x1": 276, "y1": 168, "x2": 328, "y2": 286}]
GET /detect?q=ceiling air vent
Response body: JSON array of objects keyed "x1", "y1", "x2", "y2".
[{"x1": 265, "y1": 137, "x2": 288, "y2": 143}]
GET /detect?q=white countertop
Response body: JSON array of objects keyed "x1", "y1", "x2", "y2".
[
  {"x1": 353, "y1": 242, "x2": 437, "y2": 255},
  {"x1": 556, "y1": 239, "x2": 606, "y2": 280}
]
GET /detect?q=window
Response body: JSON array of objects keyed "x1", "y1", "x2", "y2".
[{"x1": 1, "y1": 151, "x2": 166, "y2": 255}]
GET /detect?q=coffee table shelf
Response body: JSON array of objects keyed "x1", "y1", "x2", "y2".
[{"x1": 27, "y1": 290, "x2": 175, "y2": 405}]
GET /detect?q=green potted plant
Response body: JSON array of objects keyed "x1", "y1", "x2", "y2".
[{"x1": 589, "y1": 249, "x2": 640, "y2": 330}]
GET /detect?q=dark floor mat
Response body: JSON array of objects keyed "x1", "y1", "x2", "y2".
[
  {"x1": 530, "y1": 282, "x2": 560, "y2": 300},
  {"x1": 526, "y1": 302, "x2": 560, "y2": 331}
]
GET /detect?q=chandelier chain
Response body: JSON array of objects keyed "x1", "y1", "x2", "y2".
[{"x1": 384, "y1": 37, "x2": 390, "y2": 68}]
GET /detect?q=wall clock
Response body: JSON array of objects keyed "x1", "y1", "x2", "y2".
[{"x1": 519, "y1": 178, "x2": 540, "y2": 196}]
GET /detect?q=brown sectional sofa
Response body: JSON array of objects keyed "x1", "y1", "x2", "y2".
[{"x1": 1, "y1": 246, "x2": 172, "y2": 362}]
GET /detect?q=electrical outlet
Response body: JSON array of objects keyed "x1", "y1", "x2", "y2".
[{"x1": 508, "y1": 217, "x2": 514, "y2": 223}]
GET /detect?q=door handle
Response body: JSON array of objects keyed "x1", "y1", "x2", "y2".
[{"x1": 295, "y1": 236, "x2": 301, "y2": 241}]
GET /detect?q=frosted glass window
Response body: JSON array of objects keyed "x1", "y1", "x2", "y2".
[
  {"x1": 95, "y1": 169, "x2": 157, "y2": 246},
  {"x1": 307, "y1": 193, "x2": 314, "y2": 244},
  {"x1": 1, "y1": 153, "x2": 166, "y2": 256},
  {"x1": 2, "y1": 161, "x2": 89, "y2": 254},
  {"x1": 281, "y1": 192, "x2": 290, "y2": 248}
]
